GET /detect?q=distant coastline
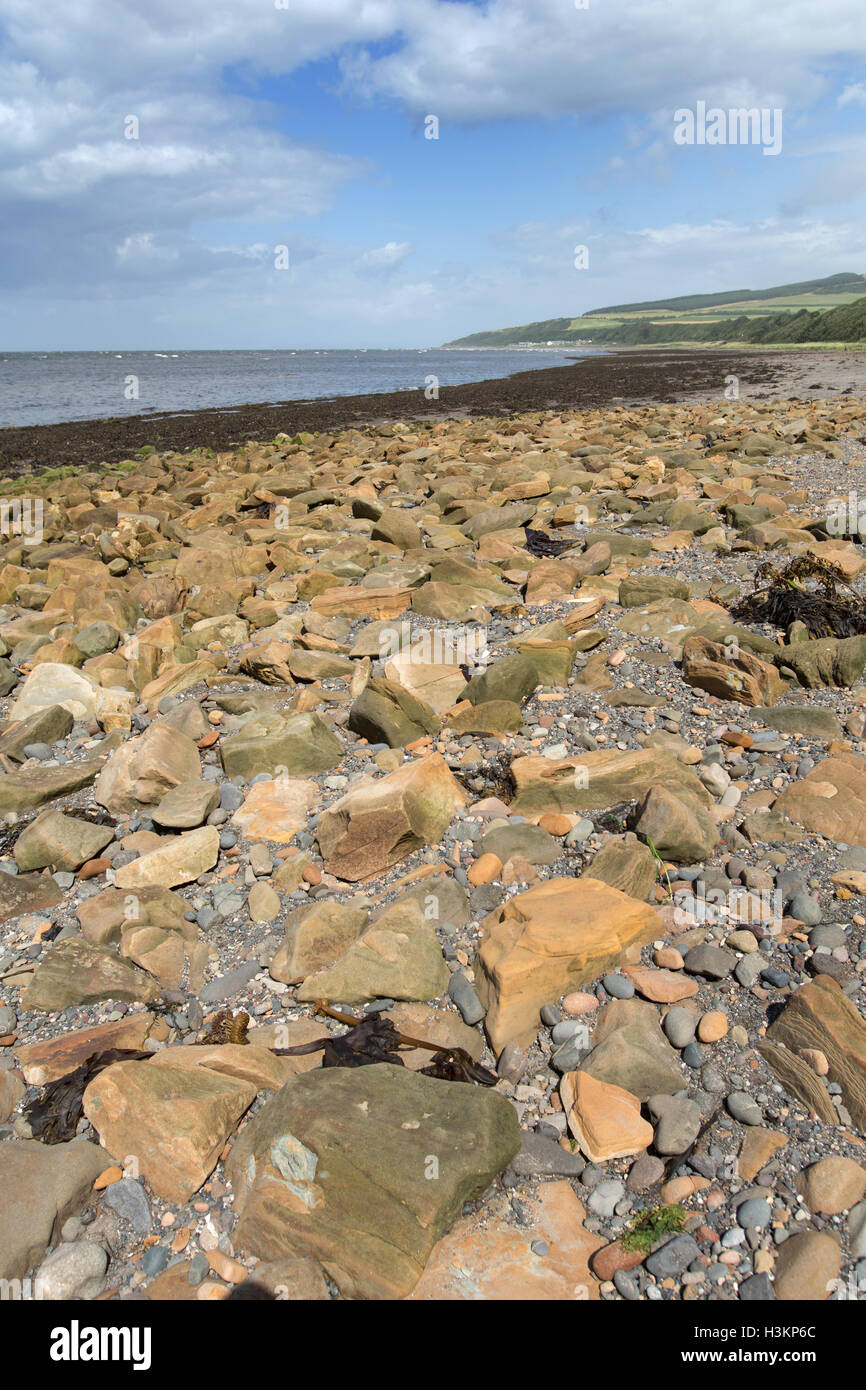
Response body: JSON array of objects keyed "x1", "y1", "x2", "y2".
[{"x1": 4, "y1": 346, "x2": 866, "y2": 479}]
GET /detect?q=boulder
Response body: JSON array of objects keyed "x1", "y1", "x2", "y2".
[
  {"x1": 20, "y1": 939, "x2": 161, "y2": 1011},
  {"x1": 113, "y1": 826, "x2": 220, "y2": 890},
  {"x1": 475, "y1": 877, "x2": 661, "y2": 1051},
  {"x1": 13, "y1": 808, "x2": 115, "y2": 872},
  {"x1": 269, "y1": 900, "x2": 369, "y2": 984},
  {"x1": 681, "y1": 635, "x2": 785, "y2": 706},
  {"x1": 0, "y1": 760, "x2": 103, "y2": 818},
  {"x1": 296, "y1": 899, "x2": 449, "y2": 1003},
  {"x1": 409, "y1": 1180, "x2": 603, "y2": 1300},
  {"x1": 94, "y1": 722, "x2": 201, "y2": 815},
  {"x1": 0, "y1": 1140, "x2": 107, "y2": 1280},
  {"x1": 509, "y1": 747, "x2": 710, "y2": 816},
  {"x1": 580, "y1": 998, "x2": 684, "y2": 1100},
  {"x1": 782, "y1": 634, "x2": 866, "y2": 689},
  {"x1": 10, "y1": 663, "x2": 133, "y2": 727},
  {"x1": 581, "y1": 837, "x2": 657, "y2": 900},
  {"x1": 221, "y1": 711, "x2": 342, "y2": 780},
  {"x1": 316, "y1": 753, "x2": 465, "y2": 881},
  {"x1": 227, "y1": 1063, "x2": 521, "y2": 1299},
  {"x1": 83, "y1": 1059, "x2": 256, "y2": 1203},
  {"x1": 773, "y1": 751, "x2": 866, "y2": 850},
  {"x1": 630, "y1": 784, "x2": 719, "y2": 864},
  {"x1": 767, "y1": 975, "x2": 866, "y2": 1129},
  {"x1": 560, "y1": 1071, "x2": 652, "y2": 1162},
  {"x1": 231, "y1": 778, "x2": 318, "y2": 843}
]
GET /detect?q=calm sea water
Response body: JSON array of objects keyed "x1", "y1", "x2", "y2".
[{"x1": 0, "y1": 347, "x2": 597, "y2": 428}]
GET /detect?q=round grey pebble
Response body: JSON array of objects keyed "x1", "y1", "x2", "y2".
[
  {"x1": 727, "y1": 1091, "x2": 763, "y2": 1125},
  {"x1": 551, "y1": 1018, "x2": 587, "y2": 1045},
  {"x1": 588, "y1": 1179, "x2": 625, "y2": 1218},
  {"x1": 682, "y1": 1041, "x2": 704, "y2": 1068},
  {"x1": 188, "y1": 1251, "x2": 210, "y2": 1285},
  {"x1": 663, "y1": 1007, "x2": 696, "y2": 1049},
  {"x1": 141, "y1": 1246, "x2": 169, "y2": 1276},
  {"x1": 102, "y1": 1178, "x2": 152, "y2": 1235},
  {"x1": 602, "y1": 973, "x2": 634, "y2": 1000},
  {"x1": 761, "y1": 967, "x2": 789, "y2": 989},
  {"x1": 737, "y1": 1197, "x2": 772, "y2": 1229},
  {"x1": 447, "y1": 972, "x2": 485, "y2": 1025},
  {"x1": 788, "y1": 892, "x2": 822, "y2": 926}
]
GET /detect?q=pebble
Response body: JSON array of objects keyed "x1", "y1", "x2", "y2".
[
  {"x1": 727, "y1": 1092, "x2": 763, "y2": 1126},
  {"x1": 645, "y1": 1234, "x2": 700, "y2": 1279},
  {"x1": 602, "y1": 973, "x2": 635, "y2": 1000},
  {"x1": 447, "y1": 972, "x2": 485, "y2": 1025},
  {"x1": 102, "y1": 1178, "x2": 152, "y2": 1234},
  {"x1": 737, "y1": 1197, "x2": 772, "y2": 1230},
  {"x1": 663, "y1": 1006, "x2": 697, "y2": 1049}
]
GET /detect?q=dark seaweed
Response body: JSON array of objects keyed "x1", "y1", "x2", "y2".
[
  {"x1": 523, "y1": 526, "x2": 578, "y2": 558},
  {"x1": 274, "y1": 1005, "x2": 499, "y2": 1086},
  {"x1": 732, "y1": 555, "x2": 866, "y2": 638},
  {"x1": 24, "y1": 1049, "x2": 151, "y2": 1144}
]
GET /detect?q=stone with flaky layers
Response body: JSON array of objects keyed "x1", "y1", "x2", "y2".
[
  {"x1": 94, "y1": 721, "x2": 201, "y2": 815},
  {"x1": 227, "y1": 1063, "x2": 520, "y2": 1299},
  {"x1": 773, "y1": 751, "x2": 866, "y2": 850},
  {"x1": 560, "y1": 1071, "x2": 653, "y2": 1163},
  {"x1": 509, "y1": 747, "x2": 710, "y2": 816},
  {"x1": 83, "y1": 1059, "x2": 256, "y2": 1204},
  {"x1": 409, "y1": 1180, "x2": 603, "y2": 1300},
  {"x1": 310, "y1": 586, "x2": 413, "y2": 620},
  {"x1": 17, "y1": 1014, "x2": 157, "y2": 1085},
  {"x1": 315, "y1": 752, "x2": 465, "y2": 882},
  {"x1": 474, "y1": 877, "x2": 661, "y2": 1052},
  {"x1": 767, "y1": 974, "x2": 866, "y2": 1129},
  {"x1": 113, "y1": 825, "x2": 220, "y2": 890}
]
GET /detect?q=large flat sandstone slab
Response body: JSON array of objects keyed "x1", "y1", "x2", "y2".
[{"x1": 475, "y1": 876, "x2": 661, "y2": 1052}]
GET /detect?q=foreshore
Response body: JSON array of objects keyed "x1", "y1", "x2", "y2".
[
  {"x1": 2, "y1": 383, "x2": 866, "y2": 1303},
  {"x1": 4, "y1": 347, "x2": 866, "y2": 476}
]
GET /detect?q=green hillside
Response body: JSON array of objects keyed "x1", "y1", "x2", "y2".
[
  {"x1": 590, "y1": 272, "x2": 866, "y2": 316},
  {"x1": 444, "y1": 272, "x2": 866, "y2": 348}
]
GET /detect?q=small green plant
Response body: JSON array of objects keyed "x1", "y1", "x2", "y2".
[
  {"x1": 645, "y1": 835, "x2": 673, "y2": 900},
  {"x1": 622, "y1": 1204, "x2": 687, "y2": 1254}
]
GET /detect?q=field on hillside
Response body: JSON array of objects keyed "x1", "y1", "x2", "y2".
[{"x1": 448, "y1": 274, "x2": 866, "y2": 347}]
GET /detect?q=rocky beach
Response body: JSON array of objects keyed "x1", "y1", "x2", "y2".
[{"x1": 2, "y1": 365, "x2": 866, "y2": 1308}]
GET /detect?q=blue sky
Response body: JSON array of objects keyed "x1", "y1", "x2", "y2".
[{"x1": 1, "y1": 0, "x2": 865, "y2": 349}]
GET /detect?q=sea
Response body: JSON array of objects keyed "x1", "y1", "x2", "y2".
[{"x1": 0, "y1": 347, "x2": 598, "y2": 429}]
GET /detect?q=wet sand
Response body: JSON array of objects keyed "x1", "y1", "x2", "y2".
[{"x1": 2, "y1": 346, "x2": 865, "y2": 477}]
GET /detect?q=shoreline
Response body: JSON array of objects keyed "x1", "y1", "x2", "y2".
[{"x1": 3, "y1": 346, "x2": 866, "y2": 477}]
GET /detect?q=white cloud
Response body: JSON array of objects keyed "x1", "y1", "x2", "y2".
[
  {"x1": 0, "y1": 0, "x2": 864, "y2": 347},
  {"x1": 839, "y1": 83, "x2": 866, "y2": 106},
  {"x1": 339, "y1": 0, "x2": 865, "y2": 121},
  {"x1": 359, "y1": 240, "x2": 413, "y2": 267}
]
